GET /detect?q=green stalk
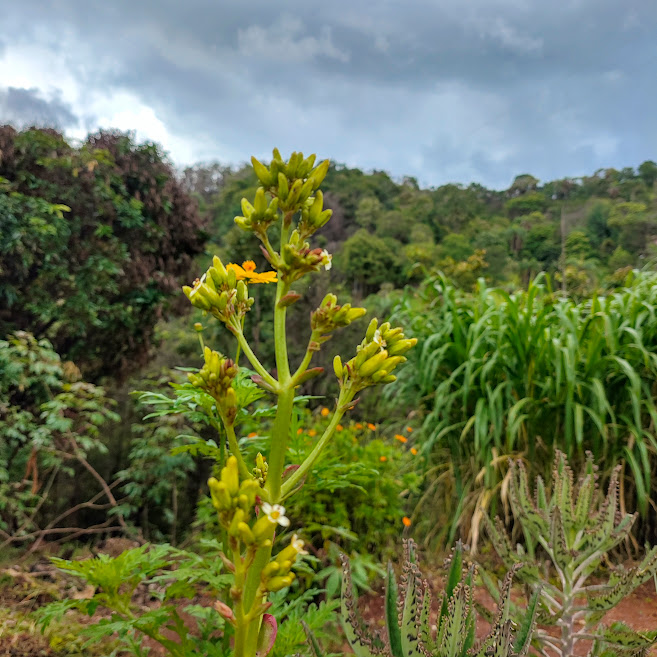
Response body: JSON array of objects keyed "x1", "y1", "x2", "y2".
[
  {"x1": 266, "y1": 388, "x2": 294, "y2": 502},
  {"x1": 225, "y1": 421, "x2": 252, "y2": 481},
  {"x1": 291, "y1": 332, "x2": 319, "y2": 383},
  {"x1": 234, "y1": 329, "x2": 278, "y2": 390},
  {"x1": 280, "y1": 390, "x2": 352, "y2": 499}
]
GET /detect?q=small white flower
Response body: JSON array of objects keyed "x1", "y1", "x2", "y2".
[
  {"x1": 373, "y1": 329, "x2": 385, "y2": 347},
  {"x1": 261, "y1": 502, "x2": 290, "y2": 527},
  {"x1": 290, "y1": 534, "x2": 308, "y2": 555},
  {"x1": 320, "y1": 249, "x2": 332, "y2": 271}
]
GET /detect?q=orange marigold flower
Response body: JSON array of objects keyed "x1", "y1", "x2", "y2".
[
  {"x1": 336, "y1": 424, "x2": 344, "y2": 431},
  {"x1": 297, "y1": 428, "x2": 303, "y2": 435},
  {"x1": 248, "y1": 432, "x2": 257, "y2": 438},
  {"x1": 394, "y1": 434, "x2": 407, "y2": 443},
  {"x1": 410, "y1": 447, "x2": 418, "y2": 456},
  {"x1": 227, "y1": 261, "x2": 277, "y2": 284},
  {"x1": 406, "y1": 426, "x2": 413, "y2": 433},
  {"x1": 355, "y1": 423, "x2": 363, "y2": 430},
  {"x1": 367, "y1": 423, "x2": 377, "y2": 431},
  {"x1": 379, "y1": 456, "x2": 388, "y2": 462},
  {"x1": 402, "y1": 516, "x2": 412, "y2": 527},
  {"x1": 309, "y1": 429, "x2": 317, "y2": 437},
  {"x1": 321, "y1": 407, "x2": 330, "y2": 417}
]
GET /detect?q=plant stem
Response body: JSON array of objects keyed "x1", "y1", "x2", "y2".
[
  {"x1": 265, "y1": 387, "x2": 294, "y2": 502},
  {"x1": 225, "y1": 421, "x2": 252, "y2": 481},
  {"x1": 234, "y1": 330, "x2": 278, "y2": 390},
  {"x1": 291, "y1": 333, "x2": 319, "y2": 383},
  {"x1": 280, "y1": 392, "x2": 351, "y2": 499}
]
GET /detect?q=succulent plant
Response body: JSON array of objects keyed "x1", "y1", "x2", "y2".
[
  {"x1": 482, "y1": 451, "x2": 657, "y2": 657},
  {"x1": 306, "y1": 540, "x2": 538, "y2": 657}
]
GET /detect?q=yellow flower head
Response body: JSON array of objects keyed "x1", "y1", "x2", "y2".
[
  {"x1": 402, "y1": 516, "x2": 411, "y2": 527},
  {"x1": 394, "y1": 434, "x2": 407, "y2": 444},
  {"x1": 410, "y1": 447, "x2": 418, "y2": 456},
  {"x1": 227, "y1": 260, "x2": 278, "y2": 284},
  {"x1": 308, "y1": 429, "x2": 317, "y2": 437},
  {"x1": 321, "y1": 407, "x2": 330, "y2": 417},
  {"x1": 367, "y1": 423, "x2": 377, "y2": 431},
  {"x1": 379, "y1": 456, "x2": 387, "y2": 462}
]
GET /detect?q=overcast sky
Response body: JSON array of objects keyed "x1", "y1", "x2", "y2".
[{"x1": 1, "y1": 0, "x2": 655, "y2": 189}]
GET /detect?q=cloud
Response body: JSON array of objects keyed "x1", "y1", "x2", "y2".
[
  {"x1": 0, "y1": 87, "x2": 78, "y2": 129},
  {"x1": 0, "y1": 0, "x2": 656, "y2": 188},
  {"x1": 237, "y1": 18, "x2": 349, "y2": 63}
]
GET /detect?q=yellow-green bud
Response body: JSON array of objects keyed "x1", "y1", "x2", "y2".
[
  {"x1": 358, "y1": 350, "x2": 389, "y2": 378},
  {"x1": 365, "y1": 318, "x2": 378, "y2": 342},
  {"x1": 251, "y1": 156, "x2": 273, "y2": 187},
  {"x1": 222, "y1": 456, "x2": 240, "y2": 497},
  {"x1": 333, "y1": 355, "x2": 343, "y2": 379},
  {"x1": 228, "y1": 508, "x2": 246, "y2": 536},
  {"x1": 278, "y1": 172, "x2": 289, "y2": 200},
  {"x1": 237, "y1": 522, "x2": 255, "y2": 545},
  {"x1": 265, "y1": 575, "x2": 294, "y2": 592}
]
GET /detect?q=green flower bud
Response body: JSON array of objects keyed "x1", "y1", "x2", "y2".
[
  {"x1": 333, "y1": 355, "x2": 343, "y2": 379},
  {"x1": 309, "y1": 159, "x2": 330, "y2": 189},
  {"x1": 222, "y1": 455, "x2": 240, "y2": 497},
  {"x1": 278, "y1": 172, "x2": 289, "y2": 200},
  {"x1": 251, "y1": 156, "x2": 273, "y2": 187}
]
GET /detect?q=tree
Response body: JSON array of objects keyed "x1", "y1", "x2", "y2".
[
  {"x1": 638, "y1": 160, "x2": 657, "y2": 188},
  {"x1": 338, "y1": 229, "x2": 403, "y2": 294},
  {"x1": 0, "y1": 126, "x2": 206, "y2": 380}
]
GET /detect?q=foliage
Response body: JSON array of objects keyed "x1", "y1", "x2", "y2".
[
  {"x1": 37, "y1": 542, "x2": 233, "y2": 657},
  {"x1": 482, "y1": 452, "x2": 657, "y2": 657},
  {"x1": 318, "y1": 540, "x2": 539, "y2": 657},
  {"x1": 394, "y1": 271, "x2": 657, "y2": 546},
  {"x1": 0, "y1": 126, "x2": 206, "y2": 379},
  {"x1": 283, "y1": 414, "x2": 420, "y2": 557},
  {"x1": 0, "y1": 331, "x2": 120, "y2": 545}
]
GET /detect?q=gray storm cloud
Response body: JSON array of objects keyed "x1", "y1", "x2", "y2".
[
  {"x1": 0, "y1": 87, "x2": 79, "y2": 129},
  {"x1": 1, "y1": 0, "x2": 655, "y2": 188}
]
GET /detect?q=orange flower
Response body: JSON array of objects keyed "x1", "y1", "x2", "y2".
[
  {"x1": 379, "y1": 456, "x2": 388, "y2": 462},
  {"x1": 367, "y1": 423, "x2": 377, "y2": 431},
  {"x1": 309, "y1": 429, "x2": 317, "y2": 437},
  {"x1": 336, "y1": 424, "x2": 344, "y2": 431},
  {"x1": 394, "y1": 434, "x2": 407, "y2": 443},
  {"x1": 248, "y1": 432, "x2": 258, "y2": 438},
  {"x1": 355, "y1": 423, "x2": 363, "y2": 430},
  {"x1": 402, "y1": 516, "x2": 412, "y2": 527},
  {"x1": 297, "y1": 428, "x2": 303, "y2": 435},
  {"x1": 410, "y1": 447, "x2": 418, "y2": 456},
  {"x1": 227, "y1": 260, "x2": 277, "y2": 284},
  {"x1": 320, "y1": 407, "x2": 330, "y2": 417},
  {"x1": 406, "y1": 426, "x2": 413, "y2": 433}
]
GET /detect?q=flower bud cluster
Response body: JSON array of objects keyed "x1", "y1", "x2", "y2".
[
  {"x1": 333, "y1": 319, "x2": 418, "y2": 392},
  {"x1": 279, "y1": 230, "x2": 332, "y2": 284},
  {"x1": 234, "y1": 187, "x2": 280, "y2": 238},
  {"x1": 182, "y1": 256, "x2": 254, "y2": 326},
  {"x1": 310, "y1": 294, "x2": 367, "y2": 347},
  {"x1": 298, "y1": 190, "x2": 332, "y2": 240},
  {"x1": 253, "y1": 452, "x2": 268, "y2": 486},
  {"x1": 236, "y1": 148, "x2": 330, "y2": 241},
  {"x1": 261, "y1": 534, "x2": 308, "y2": 592},
  {"x1": 208, "y1": 456, "x2": 260, "y2": 527},
  {"x1": 188, "y1": 347, "x2": 239, "y2": 422}
]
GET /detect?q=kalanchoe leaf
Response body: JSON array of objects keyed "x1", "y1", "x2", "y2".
[
  {"x1": 483, "y1": 450, "x2": 657, "y2": 657},
  {"x1": 338, "y1": 540, "x2": 532, "y2": 657}
]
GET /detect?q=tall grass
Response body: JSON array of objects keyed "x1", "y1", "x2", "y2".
[{"x1": 394, "y1": 271, "x2": 657, "y2": 546}]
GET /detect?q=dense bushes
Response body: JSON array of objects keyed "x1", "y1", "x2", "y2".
[
  {"x1": 0, "y1": 126, "x2": 206, "y2": 379},
  {"x1": 396, "y1": 271, "x2": 657, "y2": 545}
]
